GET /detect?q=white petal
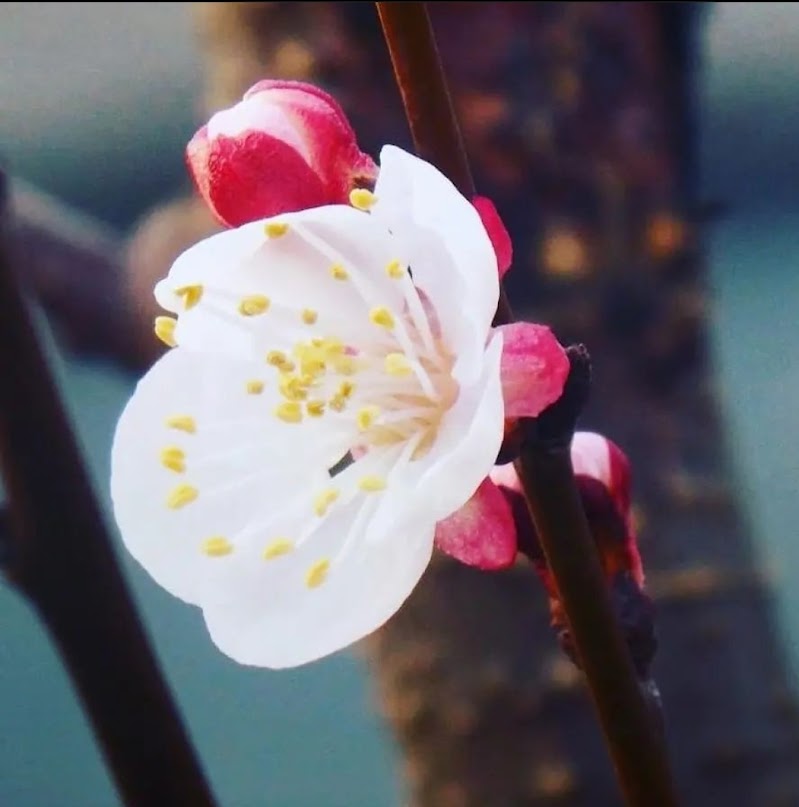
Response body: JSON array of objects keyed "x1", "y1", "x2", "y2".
[
  {"x1": 373, "y1": 145, "x2": 499, "y2": 383},
  {"x1": 110, "y1": 349, "x2": 343, "y2": 605},
  {"x1": 201, "y1": 498, "x2": 434, "y2": 668},
  {"x1": 154, "y1": 206, "x2": 407, "y2": 360}
]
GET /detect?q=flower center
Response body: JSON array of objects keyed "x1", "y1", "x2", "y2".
[{"x1": 268, "y1": 298, "x2": 457, "y2": 461}]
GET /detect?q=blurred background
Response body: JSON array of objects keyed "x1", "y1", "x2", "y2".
[{"x1": 0, "y1": 3, "x2": 797, "y2": 805}]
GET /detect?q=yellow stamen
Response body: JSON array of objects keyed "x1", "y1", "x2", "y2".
[
  {"x1": 313, "y1": 488, "x2": 339, "y2": 517},
  {"x1": 160, "y1": 446, "x2": 185, "y2": 473},
  {"x1": 201, "y1": 536, "x2": 233, "y2": 557},
  {"x1": 279, "y1": 374, "x2": 309, "y2": 401},
  {"x1": 175, "y1": 284, "x2": 203, "y2": 310},
  {"x1": 369, "y1": 306, "x2": 396, "y2": 330},
  {"x1": 356, "y1": 405, "x2": 380, "y2": 432},
  {"x1": 238, "y1": 294, "x2": 270, "y2": 316},
  {"x1": 306, "y1": 399, "x2": 326, "y2": 417},
  {"x1": 154, "y1": 316, "x2": 177, "y2": 347},
  {"x1": 330, "y1": 263, "x2": 349, "y2": 281},
  {"x1": 265, "y1": 221, "x2": 289, "y2": 238},
  {"x1": 275, "y1": 401, "x2": 303, "y2": 423},
  {"x1": 246, "y1": 380, "x2": 265, "y2": 395},
  {"x1": 305, "y1": 558, "x2": 331, "y2": 588},
  {"x1": 165, "y1": 415, "x2": 196, "y2": 434},
  {"x1": 267, "y1": 351, "x2": 297, "y2": 373},
  {"x1": 386, "y1": 260, "x2": 405, "y2": 279},
  {"x1": 384, "y1": 352, "x2": 413, "y2": 376},
  {"x1": 338, "y1": 380, "x2": 356, "y2": 399},
  {"x1": 262, "y1": 538, "x2": 293, "y2": 560},
  {"x1": 358, "y1": 475, "x2": 387, "y2": 492},
  {"x1": 349, "y1": 188, "x2": 376, "y2": 210},
  {"x1": 301, "y1": 308, "x2": 318, "y2": 325},
  {"x1": 166, "y1": 483, "x2": 198, "y2": 509}
]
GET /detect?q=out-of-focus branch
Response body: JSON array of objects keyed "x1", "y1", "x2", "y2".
[
  {"x1": 8, "y1": 179, "x2": 136, "y2": 362},
  {"x1": 0, "y1": 171, "x2": 218, "y2": 807}
]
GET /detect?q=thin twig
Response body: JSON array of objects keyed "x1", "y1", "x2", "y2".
[
  {"x1": 375, "y1": 4, "x2": 678, "y2": 805},
  {"x1": 0, "y1": 170, "x2": 218, "y2": 807}
]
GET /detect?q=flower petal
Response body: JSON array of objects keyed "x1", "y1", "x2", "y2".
[
  {"x1": 243, "y1": 80, "x2": 378, "y2": 199},
  {"x1": 111, "y1": 349, "x2": 344, "y2": 605},
  {"x1": 496, "y1": 322, "x2": 569, "y2": 418},
  {"x1": 373, "y1": 146, "x2": 499, "y2": 384},
  {"x1": 188, "y1": 124, "x2": 328, "y2": 226},
  {"x1": 434, "y1": 478, "x2": 517, "y2": 569},
  {"x1": 472, "y1": 195, "x2": 513, "y2": 278},
  {"x1": 201, "y1": 507, "x2": 435, "y2": 668},
  {"x1": 154, "y1": 205, "x2": 407, "y2": 360}
]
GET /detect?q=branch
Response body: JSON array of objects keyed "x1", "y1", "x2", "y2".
[
  {"x1": 375, "y1": 3, "x2": 677, "y2": 805},
  {"x1": 0, "y1": 171, "x2": 218, "y2": 807}
]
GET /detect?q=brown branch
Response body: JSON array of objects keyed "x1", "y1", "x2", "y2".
[
  {"x1": 375, "y1": 3, "x2": 678, "y2": 805},
  {"x1": 8, "y1": 179, "x2": 142, "y2": 364},
  {"x1": 0, "y1": 171, "x2": 218, "y2": 807}
]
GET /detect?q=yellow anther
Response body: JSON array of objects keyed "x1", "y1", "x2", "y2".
[
  {"x1": 349, "y1": 188, "x2": 377, "y2": 210},
  {"x1": 160, "y1": 446, "x2": 186, "y2": 473},
  {"x1": 246, "y1": 380, "x2": 265, "y2": 395},
  {"x1": 175, "y1": 284, "x2": 203, "y2": 310},
  {"x1": 238, "y1": 294, "x2": 270, "y2": 316},
  {"x1": 301, "y1": 359, "x2": 325, "y2": 378},
  {"x1": 295, "y1": 344, "x2": 326, "y2": 377},
  {"x1": 338, "y1": 380, "x2": 356, "y2": 399},
  {"x1": 330, "y1": 263, "x2": 349, "y2": 281},
  {"x1": 358, "y1": 475, "x2": 387, "y2": 492},
  {"x1": 305, "y1": 558, "x2": 331, "y2": 588},
  {"x1": 267, "y1": 350, "x2": 295, "y2": 372},
  {"x1": 279, "y1": 374, "x2": 309, "y2": 402},
  {"x1": 384, "y1": 352, "x2": 413, "y2": 376},
  {"x1": 154, "y1": 316, "x2": 177, "y2": 347},
  {"x1": 356, "y1": 405, "x2": 380, "y2": 432},
  {"x1": 166, "y1": 483, "x2": 198, "y2": 509},
  {"x1": 201, "y1": 536, "x2": 234, "y2": 557},
  {"x1": 301, "y1": 308, "x2": 318, "y2": 325},
  {"x1": 275, "y1": 401, "x2": 303, "y2": 423},
  {"x1": 313, "y1": 488, "x2": 339, "y2": 517},
  {"x1": 369, "y1": 306, "x2": 396, "y2": 330},
  {"x1": 265, "y1": 221, "x2": 289, "y2": 238},
  {"x1": 165, "y1": 415, "x2": 196, "y2": 434},
  {"x1": 262, "y1": 538, "x2": 294, "y2": 560},
  {"x1": 306, "y1": 399, "x2": 326, "y2": 417},
  {"x1": 386, "y1": 260, "x2": 405, "y2": 279}
]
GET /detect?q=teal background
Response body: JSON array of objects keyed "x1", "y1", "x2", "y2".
[{"x1": 0, "y1": 3, "x2": 798, "y2": 805}]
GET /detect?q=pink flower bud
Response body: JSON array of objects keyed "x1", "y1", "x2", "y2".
[
  {"x1": 491, "y1": 432, "x2": 644, "y2": 591},
  {"x1": 187, "y1": 80, "x2": 378, "y2": 227}
]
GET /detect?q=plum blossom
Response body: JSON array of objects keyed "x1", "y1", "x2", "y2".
[
  {"x1": 187, "y1": 79, "x2": 377, "y2": 227},
  {"x1": 111, "y1": 145, "x2": 567, "y2": 668}
]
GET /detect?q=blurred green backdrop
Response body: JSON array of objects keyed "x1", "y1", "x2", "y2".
[{"x1": 0, "y1": 3, "x2": 797, "y2": 806}]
